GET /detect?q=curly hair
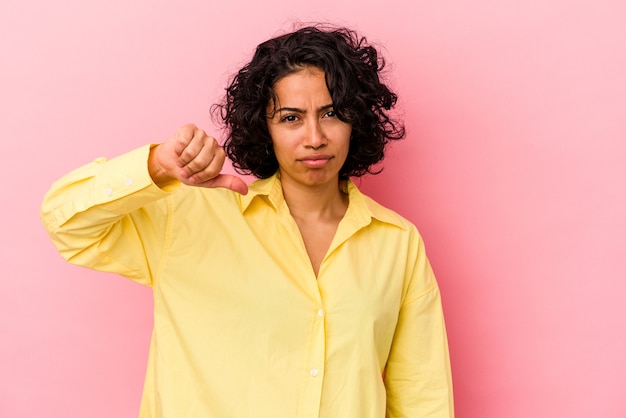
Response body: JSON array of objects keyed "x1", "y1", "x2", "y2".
[{"x1": 212, "y1": 24, "x2": 405, "y2": 179}]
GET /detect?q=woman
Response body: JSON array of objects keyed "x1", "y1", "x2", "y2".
[{"x1": 41, "y1": 25, "x2": 454, "y2": 417}]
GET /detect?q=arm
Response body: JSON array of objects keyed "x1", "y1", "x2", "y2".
[
  {"x1": 40, "y1": 145, "x2": 173, "y2": 285},
  {"x1": 384, "y1": 234, "x2": 454, "y2": 417},
  {"x1": 40, "y1": 124, "x2": 247, "y2": 285}
]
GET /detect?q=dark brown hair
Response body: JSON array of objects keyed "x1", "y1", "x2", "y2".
[{"x1": 213, "y1": 24, "x2": 405, "y2": 179}]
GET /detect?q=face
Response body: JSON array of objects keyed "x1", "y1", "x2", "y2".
[{"x1": 266, "y1": 66, "x2": 352, "y2": 190}]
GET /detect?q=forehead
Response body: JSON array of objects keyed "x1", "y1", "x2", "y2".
[{"x1": 271, "y1": 67, "x2": 331, "y2": 104}]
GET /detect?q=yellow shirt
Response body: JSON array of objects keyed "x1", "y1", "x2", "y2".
[{"x1": 41, "y1": 145, "x2": 454, "y2": 417}]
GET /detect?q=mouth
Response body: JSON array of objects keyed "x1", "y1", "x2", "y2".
[{"x1": 299, "y1": 154, "x2": 333, "y2": 168}]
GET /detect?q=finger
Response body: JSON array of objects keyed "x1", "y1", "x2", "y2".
[
  {"x1": 183, "y1": 140, "x2": 222, "y2": 178},
  {"x1": 196, "y1": 174, "x2": 249, "y2": 195},
  {"x1": 177, "y1": 130, "x2": 208, "y2": 172},
  {"x1": 172, "y1": 124, "x2": 198, "y2": 164},
  {"x1": 185, "y1": 146, "x2": 225, "y2": 184}
]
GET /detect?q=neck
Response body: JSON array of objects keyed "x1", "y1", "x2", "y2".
[{"x1": 280, "y1": 177, "x2": 348, "y2": 222}]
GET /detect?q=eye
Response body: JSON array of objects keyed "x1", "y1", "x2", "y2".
[
  {"x1": 323, "y1": 110, "x2": 337, "y2": 118},
  {"x1": 280, "y1": 114, "x2": 299, "y2": 123}
]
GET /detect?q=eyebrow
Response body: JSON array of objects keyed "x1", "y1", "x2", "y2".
[{"x1": 274, "y1": 103, "x2": 334, "y2": 113}]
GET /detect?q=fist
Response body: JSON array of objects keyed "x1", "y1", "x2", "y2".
[{"x1": 148, "y1": 124, "x2": 248, "y2": 194}]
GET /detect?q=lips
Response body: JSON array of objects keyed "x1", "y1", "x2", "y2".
[{"x1": 299, "y1": 154, "x2": 333, "y2": 168}]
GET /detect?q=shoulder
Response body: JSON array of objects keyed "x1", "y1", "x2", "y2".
[
  {"x1": 349, "y1": 182, "x2": 418, "y2": 234},
  {"x1": 361, "y1": 194, "x2": 416, "y2": 230}
]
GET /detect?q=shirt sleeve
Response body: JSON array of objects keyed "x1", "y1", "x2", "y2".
[
  {"x1": 384, "y1": 232, "x2": 455, "y2": 417},
  {"x1": 40, "y1": 145, "x2": 180, "y2": 286}
]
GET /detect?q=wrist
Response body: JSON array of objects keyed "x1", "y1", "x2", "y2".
[{"x1": 148, "y1": 144, "x2": 177, "y2": 188}]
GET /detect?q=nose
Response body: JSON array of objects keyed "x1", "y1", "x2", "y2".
[{"x1": 305, "y1": 120, "x2": 327, "y2": 149}]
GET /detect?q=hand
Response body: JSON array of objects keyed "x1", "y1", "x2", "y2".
[{"x1": 148, "y1": 124, "x2": 248, "y2": 194}]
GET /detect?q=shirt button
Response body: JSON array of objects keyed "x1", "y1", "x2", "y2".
[
  {"x1": 310, "y1": 369, "x2": 319, "y2": 377},
  {"x1": 105, "y1": 187, "x2": 113, "y2": 196},
  {"x1": 125, "y1": 177, "x2": 133, "y2": 186},
  {"x1": 317, "y1": 309, "x2": 324, "y2": 317}
]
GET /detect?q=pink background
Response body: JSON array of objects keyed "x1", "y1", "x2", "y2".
[{"x1": 2, "y1": 0, "x2": 625, "y2": 417}]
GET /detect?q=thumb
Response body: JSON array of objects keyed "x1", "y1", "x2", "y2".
[{"x1": 196, "y1": 174, "x2": 249, "y2": 195}]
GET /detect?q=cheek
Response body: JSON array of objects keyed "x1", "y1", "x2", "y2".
[
  {"x1": 337, "y1": 124, "x2": 352, "y2": 141},
  {"x1": 271, "y1": 128, "x2": 302, "y2": 150},
  {"x1": 271, "y1": 138, "x2": 295, "y2": 162},
  {"x1": 337, "y1": 128, "x2": 352, "y2": 154}
]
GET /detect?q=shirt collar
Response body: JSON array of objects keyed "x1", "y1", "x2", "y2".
[
  {"x1": 239, "y1": 173, "x2": 406, "y2": 230},
  {"x1": 239, "y1": 174, "x2": 284, "y2": 212}
]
